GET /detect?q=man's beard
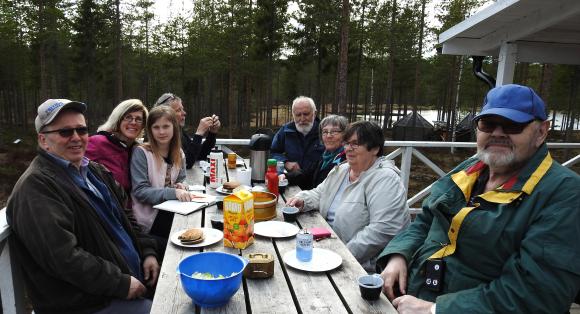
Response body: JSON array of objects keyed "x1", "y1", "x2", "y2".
[
  {"x1": 296, "y1": 122, "x2": 313, "y2": 135},
  {"x1": 476, "y1": 148, "x2": 516, "y2": 168},
  {"x1": 476, "y1": 138, "x2": 517, "y2": 168}
]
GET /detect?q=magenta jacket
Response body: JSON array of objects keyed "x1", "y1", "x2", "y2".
[{"x1": 86, "y1": 133, "x2": 133, "y2": 195}]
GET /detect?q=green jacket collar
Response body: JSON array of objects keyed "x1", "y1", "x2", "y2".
[{"x1": 451, "y1": 144, "x2": 552, "y2": 204}]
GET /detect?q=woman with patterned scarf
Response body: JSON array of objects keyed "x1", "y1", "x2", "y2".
[{"x1": 311, "y1": 115, "x2": 348, "y2": 187}]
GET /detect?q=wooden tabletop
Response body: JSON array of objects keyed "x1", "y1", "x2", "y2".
[{"x1": 151, "y1": 161, "x2": 396, "y2": 314}]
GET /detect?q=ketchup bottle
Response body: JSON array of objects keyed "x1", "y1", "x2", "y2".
[{"x1": 265, "y1": 158, "x2": 279, "y2": 197}]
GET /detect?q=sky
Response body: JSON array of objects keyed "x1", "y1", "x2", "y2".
[
  {"x1": 153, "y1": 0, "x2": 193, "y2": 22},
  {"x1": 151, "y1": 0, "x2": 495, "y2": 57}
]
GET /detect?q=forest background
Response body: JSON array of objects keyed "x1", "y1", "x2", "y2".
[{"x1": 0, "y1": 0, "x2": 579, "y2": 205}]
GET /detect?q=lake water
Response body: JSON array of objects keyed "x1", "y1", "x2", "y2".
[{"x1": 358, "y1": 109, "x2": 579, "y2": 131}]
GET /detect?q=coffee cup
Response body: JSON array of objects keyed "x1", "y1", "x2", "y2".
[
  {"x1": 210, "y1": 214, "x2": 224, "y2": 231},
  {"x1": 281, "y1": 206, "x2": 299, "y2": 222},
  {"x1": 357, "y1": 274, "x2": 383, "y2": 301},
  {"x1": 278, "y1": 178, "x2": 288, "y2": 194}
]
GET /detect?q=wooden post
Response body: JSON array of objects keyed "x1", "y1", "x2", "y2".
[
  {"x1": 496, "y1": 42, "x2": 517, "y2": 86},
  {"x1": 400, "y1": 147, "x2": 413, "y2": 193}
]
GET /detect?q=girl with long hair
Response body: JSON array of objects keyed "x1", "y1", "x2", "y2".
[{"x1": 131, "y1": 106, "x2": 194, "y2": 255}]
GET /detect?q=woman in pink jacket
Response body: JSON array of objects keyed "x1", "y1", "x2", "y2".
[{"x1": 86, "y1": 99, "x2": 148, "y2": 205}]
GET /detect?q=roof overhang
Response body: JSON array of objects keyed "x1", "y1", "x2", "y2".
[{"x1": 438, "y1": 0, "x2": 580, "y2": 65}]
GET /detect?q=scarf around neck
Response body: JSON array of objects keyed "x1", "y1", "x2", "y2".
[{"x1": 321, "y1": 146, "x2": 345, "y2": 170}]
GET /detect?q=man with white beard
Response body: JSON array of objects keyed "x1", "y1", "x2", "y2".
[
  {"x1": 376, "y1": 84, "x2": 580, "y2": 314},
  {"x1": 271, "y1": 96, "x2": 324, "y2": 189}
]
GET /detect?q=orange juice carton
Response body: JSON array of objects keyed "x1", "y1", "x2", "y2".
[{"x1": 223, "y1": 189, "x2": 254, "y2": 249}]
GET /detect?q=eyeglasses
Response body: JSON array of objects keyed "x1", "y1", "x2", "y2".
[
  {"x1": 123, "y1": 115, "x2": 144, "y2": 124},
  {"x1": 157, "y1": 93, "x2": 176, "y2": 106},
  {"x1": 322, "y1": 130, "x2": 343, "y2": 137},
  {"x1": 342, "y1": 141, "x2": 360, "y2": 149},
  {"x1": 475, "y1": 119, "x2": 533, "y2": 134},
  {"x1": 41, "y1": 127, "x2": 89, "y2": 137}
]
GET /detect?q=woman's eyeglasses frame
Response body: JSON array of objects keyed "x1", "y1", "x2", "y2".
[
  {"x1": 342, "y1": 141, "x2": 360, "y2": 150},
  {"x1": 321, "y1": 130, "x2": 343, "y2": 137},
  {"x1": 122, "y1": 115, "x2": 144, "y2": 125}
]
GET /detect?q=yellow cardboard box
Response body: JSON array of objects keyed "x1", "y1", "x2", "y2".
[{"x1": 223, "y1": 189, "x2": 254, "y2": 249}]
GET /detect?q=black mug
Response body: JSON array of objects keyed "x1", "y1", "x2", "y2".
[
  {"x1": 282, "y1": 207, "x2": 299, "y2": 222},
  {"x1": 358, "y1": 274, "x2": 383, "y2": 301}
]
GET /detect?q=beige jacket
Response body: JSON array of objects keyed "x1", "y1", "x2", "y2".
[{"x1": 296, "y1": 156, "x2": 411, "y2": 271}]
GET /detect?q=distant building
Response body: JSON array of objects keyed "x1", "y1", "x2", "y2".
[
  {"x1": 455, "y1": 112, "x2": 476, "y2": 142},
  {"x1": 392, "y1": 111, "x2": 434, "y2": 141}
]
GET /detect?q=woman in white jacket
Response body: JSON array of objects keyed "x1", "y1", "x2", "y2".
[{"x1": 287, "y1": 121, "x2": 410, "y2": 271}]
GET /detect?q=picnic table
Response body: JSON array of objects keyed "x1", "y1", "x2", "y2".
[{"x1": 151, "y1": 159, "x2": 397, "y2": 314}]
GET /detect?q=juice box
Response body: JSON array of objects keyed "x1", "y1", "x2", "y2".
[{"x1": 223, "y1": 189, "x2": 254, "y2": 249}]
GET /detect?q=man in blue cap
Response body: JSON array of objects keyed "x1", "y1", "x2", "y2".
[{"x1": 376, "y1": 84, "x2": 580, "y2": 313}]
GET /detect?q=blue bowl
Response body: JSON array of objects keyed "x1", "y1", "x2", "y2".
[{"x1": 177, "y1": 252, "x2": 248, "y2": 308}]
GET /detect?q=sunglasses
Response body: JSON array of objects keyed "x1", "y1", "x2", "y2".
[
  {"x1": 475, "y1": 119, "x2": 533, "y2": 135},
  {"x1": 41, "y1": 127, "x2": 89, "y2": 137},
  {"x1": 157, "y1": 93, "x2": 176, "y2": 105}
]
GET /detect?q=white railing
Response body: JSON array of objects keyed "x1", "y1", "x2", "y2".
[
  {"x1": 217, "y1": 139, "x2": 580, "y2": 209},
  {"x1": 1, "y1": 207, "x2": 26, "y2": 314},
  {"x1": 1, "y1": 141, "x2": 578, "y2": 313}
]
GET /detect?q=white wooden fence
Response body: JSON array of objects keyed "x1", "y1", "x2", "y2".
[{"x1": 1, "y1": 141, "x2": 579, "y2": 313}]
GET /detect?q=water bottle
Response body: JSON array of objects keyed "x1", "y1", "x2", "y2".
[{"x1": 209, "y1": 147, "x2": 223, "y2": 188}]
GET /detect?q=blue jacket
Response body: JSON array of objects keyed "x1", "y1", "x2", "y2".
[{"x1": 270, "y1": 118, "x2": 324, "y2": 172}]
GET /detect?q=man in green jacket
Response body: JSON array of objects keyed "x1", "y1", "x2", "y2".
[
  {"x1": 7, "y1": 99, "x2": 159, "y2": 314},
  {"x1": 377, "y1": 84, "x2": 580, "y2": 314}
]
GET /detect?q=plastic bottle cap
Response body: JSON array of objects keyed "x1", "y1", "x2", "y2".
[{"x1": 267, "y1": 159, "x2": 277, "y2": 166}]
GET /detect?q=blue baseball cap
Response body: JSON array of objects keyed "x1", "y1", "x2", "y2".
[{"x1": 474, "y1": 84, "x2": 547, "y2": 123}]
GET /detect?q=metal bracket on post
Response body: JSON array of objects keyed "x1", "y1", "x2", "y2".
[{"x1": 471, "y1": 56, "x2": 496, "y2": 90}]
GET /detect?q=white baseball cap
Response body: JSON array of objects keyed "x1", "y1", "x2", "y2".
[{"x1": 35, "y1": 99, "x2": 87, "y2": 133}]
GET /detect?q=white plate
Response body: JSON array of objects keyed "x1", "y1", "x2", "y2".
[
  {"x1": 170, "y1": 228, "x2": 223, "y2": 248},
  {"x1": 188, "y1": 184, "x2": 206, "y2": 192},
  {"x1": 254, "y1": 221, "x2": 299, "y2": 238},
  {"x1": 283, "y1": 248, "x2": 343, "y2": 272},
  {"x1": 215, "y1": 185, "x2": 251, "y2": 195},
  {"x1": 215, "y1": 185, "x2": 233, "y2": 195}
]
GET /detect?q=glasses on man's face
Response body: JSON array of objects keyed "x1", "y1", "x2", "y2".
[
  {"x1": 123, "y1": 115, "x2": 144, "y2": 125},
  {"x1": 157, "y1": 93, "x2": 175, "y2": 105},
  {"x1": 322, "y1": 130, "x2": 342, "y2": 137},
  {"x1": 41, "y1": 127, "x2": 89, "y2": 138},
  {"x1": 475, "y1": 119, "x2": 533, "y2": 135},
  {"x1": 342, "y1": 141, "x2": 360, "y2": 149}
]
